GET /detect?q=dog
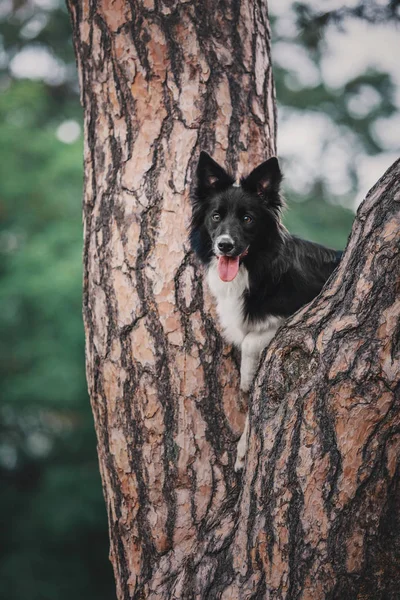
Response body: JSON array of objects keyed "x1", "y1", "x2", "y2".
[{"x1": 190, "y1": 151, "x2": 342, "y2": 470}]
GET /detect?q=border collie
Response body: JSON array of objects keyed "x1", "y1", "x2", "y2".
[{"x1": 190, "y1": 151, "x2": 342, "y2": 470}]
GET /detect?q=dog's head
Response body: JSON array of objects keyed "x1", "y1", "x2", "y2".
[{"x1": 190, "y1": 151, "x2": 284, "y2": 281}]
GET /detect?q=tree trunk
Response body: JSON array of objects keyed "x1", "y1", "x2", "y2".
[
  {"x1": 227, "y1": 160, "x2": 400, "y2": 600},
  {"x1": 67, "y1": 1, "x2": 400, "y2": 598}
]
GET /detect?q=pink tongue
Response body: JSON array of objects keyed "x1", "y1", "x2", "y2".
[{"x1": 217, "y1": 255, "x2": 240, "y2": 282}]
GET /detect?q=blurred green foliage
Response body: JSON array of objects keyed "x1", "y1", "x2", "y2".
[
  {"x1": 0, "y1": 3, "x2": 115, "y2": 599},
  {"x1": 0, "y1": 1, "x2": 396, "y2": 598}
]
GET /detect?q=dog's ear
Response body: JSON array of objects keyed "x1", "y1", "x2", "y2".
[
  {"x1": 241, "y1": 157, "x2": 282, "y2": 200},
  {"x1": 196, "y1": 151, "x2": 234, "y2": 198}
]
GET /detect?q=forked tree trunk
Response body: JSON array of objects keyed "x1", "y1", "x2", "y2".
[
  {"x1": 230, "y1": 161, "x2": 400, "y2": 599},
  {"x1": 68, "y1": 1, "x2": 400, "y2": 598}
]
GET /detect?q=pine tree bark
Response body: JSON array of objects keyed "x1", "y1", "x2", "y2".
[
  {"x1": 68, "y1": 1, "x2": 400, "y2": 598},
  {"x1": 227, "y1": 160, "x2": 400, "y2": 600}
]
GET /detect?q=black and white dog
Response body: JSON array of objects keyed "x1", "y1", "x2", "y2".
[{"x1": 190, "y1": 151, "x2": 342, "y2": 469}]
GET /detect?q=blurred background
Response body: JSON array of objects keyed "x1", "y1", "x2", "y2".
[{"x1": 0, "y1": 0, "x2": 398, "y2": 598}]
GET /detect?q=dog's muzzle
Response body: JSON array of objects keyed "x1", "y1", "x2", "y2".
[{"x1": 214, "y1": 234, "x2": 235, "y2": 256}]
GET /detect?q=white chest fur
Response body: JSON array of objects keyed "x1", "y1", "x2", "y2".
[
  {"x1": 206, "y1": 258, "x2": 284, "y2": 348},
  {"x1": 206, "y1": 258, "x2": 250, "y2": 346}
]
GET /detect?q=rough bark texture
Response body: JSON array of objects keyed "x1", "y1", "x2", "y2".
[
  {"x1": 68, "y1": 1, "x2": 400, "y2": 598},
  {"x1": 228, "y1": 159, "x2": 400, "y2": 599},
  {"x1": 68, "y1": 0, "x2": 276, "y2": 598}
]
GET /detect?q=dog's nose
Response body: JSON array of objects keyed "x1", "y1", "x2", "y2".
[{"x1": 218, "y1": 240, "x2": 234, "y2": 253}]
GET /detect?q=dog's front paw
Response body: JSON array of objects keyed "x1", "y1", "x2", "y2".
[
  {"x1": 234, "y1": 455, "x2": 245, "y2": 472},
  {"x1": 240, "y1": 375, "x2": 251, "y2": 394},
  {"x1": 234, "y1": 415, "x2": 249, "y2": 471}
]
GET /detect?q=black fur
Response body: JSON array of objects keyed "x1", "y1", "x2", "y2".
[{"x1": 190, "y1": 151, "x2": 342, "y2": 321}]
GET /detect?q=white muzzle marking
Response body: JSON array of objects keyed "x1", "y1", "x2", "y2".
[{"x1": 214, "y1": 234, "x2": 234, "y2": 256}]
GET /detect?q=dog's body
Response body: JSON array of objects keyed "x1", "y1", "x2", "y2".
[{"x1": 190, "y1": 152, "x2": 342, "y2": 469}]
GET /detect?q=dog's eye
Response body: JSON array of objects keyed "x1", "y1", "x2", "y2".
[
  {"x1": 212, "y1": 213, "x2": 221, "y2": 222},
  {"x1": 243, "y1": 215, "x2": 253, "y2": 224}
]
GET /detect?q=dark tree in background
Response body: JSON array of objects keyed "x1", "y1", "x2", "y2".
[{"x1": 68, "y1": 0, "x2": 400, "y2": 598}]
